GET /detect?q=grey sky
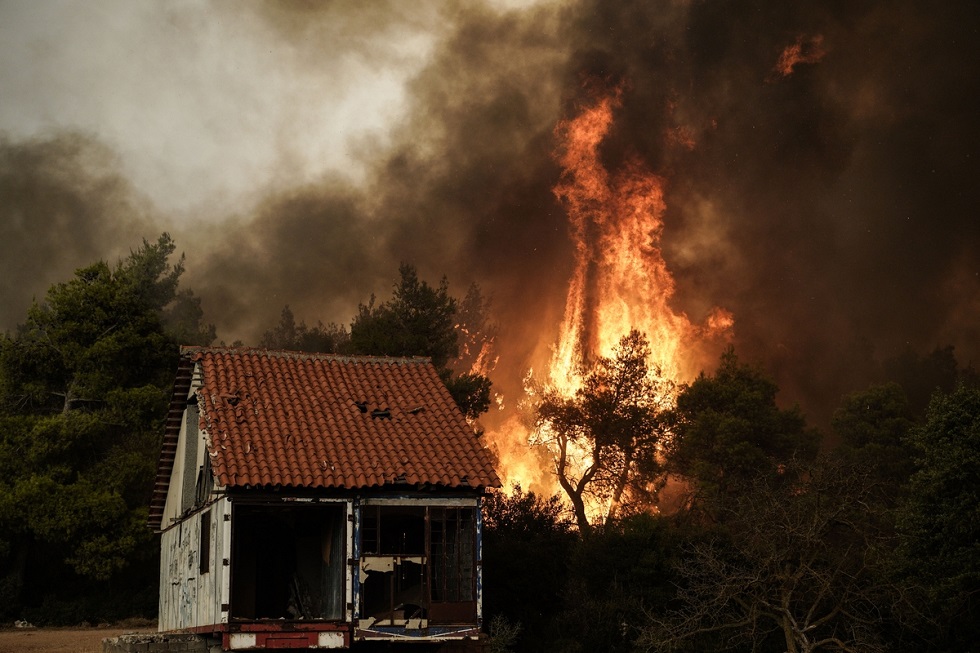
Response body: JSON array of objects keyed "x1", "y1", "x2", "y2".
[{"x1": 0, "y1": 0, "x2": 436, "y2": 216}]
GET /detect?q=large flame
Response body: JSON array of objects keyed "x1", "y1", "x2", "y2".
[
  {"x1": 489, "y1": 85, "x2": 733, "y2": 502},
  {"x1": 548, "y1": 86, "x2": 731, "y2": 392}
]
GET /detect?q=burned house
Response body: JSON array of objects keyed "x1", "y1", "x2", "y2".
[{"x1": 148, "y1": 347, "x2": 501, "y2": 650}]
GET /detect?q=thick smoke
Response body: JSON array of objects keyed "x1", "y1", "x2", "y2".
[
  {"x1": 0, "y1": 132, "x2": 153, "y2": 326},
  {"x1": 2, "y1": 0, "x2": 978, "y2": 427},
  {"x1": 188, "y1": 0, "x2": 577, "y2": 377}
]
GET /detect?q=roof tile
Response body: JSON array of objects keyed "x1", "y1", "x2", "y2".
[{"x1": 186, "y1": 347, "x2": 500, "y2": 491}]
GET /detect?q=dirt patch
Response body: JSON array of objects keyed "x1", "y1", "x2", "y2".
[{"x1": 0, "y1": 627, "x2": 156, "y2": 653}]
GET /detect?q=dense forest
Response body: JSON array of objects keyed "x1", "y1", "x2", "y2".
[{"x1": 0, "y1": 236, "x2": 977, "y2": 653}]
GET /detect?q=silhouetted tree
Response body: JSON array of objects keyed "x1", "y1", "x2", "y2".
[
  {"x1": 482, "y1": 486, "x2": 575, "y2": 652},
  {"x1": 259, "y1": 305, "x2": 349, "y2": 353},
  {"x1": 640, "y1": 456, "x2": 897, "y2": 653},
  {"x1": 452, "y1": 282, "x2": 498, "y2": 375},
  {"x1": 162, "y1": 289, "x2": 216, "y2": 346},
  {"x1": 883, "y1": 345, "x2": 960, "y2": 418},
  {"x1": 832, "y1": 382, "x2": 915, "y2": 503},
  {"x1": 533, "y1": 330, "x2": 674, "y2": 534},
  {"x1": 554, "y1": 514, "x2": 685, "y2": 653},
  {"x1": 350, "y1": 264, "x2": 459, "y2": 368},
  {"x1": 349, "y1": 264, "x2": 493, "y2": 420}
]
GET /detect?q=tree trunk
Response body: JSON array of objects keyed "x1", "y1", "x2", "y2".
[
  {"x1": 605, "y1": 456, "x2": 634, "y2": 525},
  {"x1": 553, "y1": 432, "x2": 594, "y2": 535},
  {"x1": 557, "y1": 472, "x2": 591, "y2": 535},
  {"x1": 782, "y1": 613, "x2": 799, "y2": 653}
]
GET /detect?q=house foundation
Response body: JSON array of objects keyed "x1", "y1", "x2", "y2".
[{"x1": 101, "y1": 632, "x2": 219, "y2": 653}]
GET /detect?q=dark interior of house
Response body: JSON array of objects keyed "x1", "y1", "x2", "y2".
[{"x1": 230, "y1": 503, "x2": 345, "y2": 621}]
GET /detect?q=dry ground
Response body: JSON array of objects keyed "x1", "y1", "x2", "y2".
[{"x1": 0, "y1": 627, "x2": 155, "y2": 653}]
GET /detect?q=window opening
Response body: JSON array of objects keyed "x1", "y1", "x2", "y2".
[
  {"x1": 361, "y1": 505, "x2": 425, "y2": 555},
  {"x1": 195, "y1": 455, "x2": 213, "y2": 507},
  {"x1": 199, "y1": 510, "x2": 211, "y2": 574},
  {"x1": 180, "y1": 402, "x2": 199, "y2": 513},
  {"x1": 360, "y1": 558, "x2": 425, "y2": 625},
  {"x1": 430, "y1": 507, "x2": 475, "y2": 603},
  {"x1": 359, "y1": 506, "x2": 427, "y2": 625},
  {"x1": 358, "y1": 505, "x2": 477, "y2": 627}
]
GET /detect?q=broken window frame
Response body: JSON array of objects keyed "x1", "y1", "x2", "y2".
[{"x1": 357, "y1": 499, "x2": 479, "y2": 629}]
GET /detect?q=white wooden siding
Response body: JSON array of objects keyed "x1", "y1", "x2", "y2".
[{"x1": 158, "y1": 496, "x2": 230, "y2": 632}]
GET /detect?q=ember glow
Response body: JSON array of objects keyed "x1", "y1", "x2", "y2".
[{"x1": 771, "y1": 34, "x2": 827, "y2": 79}]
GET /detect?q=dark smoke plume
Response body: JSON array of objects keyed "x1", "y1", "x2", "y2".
[
  {"x1": 3, "y1": 0, "x2": 978, "y2": 428},
  {"x1": 0, "y1": 132, "x2": 152, "y2": 327}
]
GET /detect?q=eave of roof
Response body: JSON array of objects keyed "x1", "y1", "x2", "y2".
[{"x1": 147, "y1": 353, "x2": 195, "y2": 531}]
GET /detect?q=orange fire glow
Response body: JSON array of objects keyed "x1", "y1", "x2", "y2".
[
  {"x1": 487, "y1": 86, "x2": 732, "y2": 502},
  {"x1": 548, "y1": 86, "x2": 731, "y2": 391},
  {"x1": 771, "y1": 34, "x2": 826, "y2": 79}
]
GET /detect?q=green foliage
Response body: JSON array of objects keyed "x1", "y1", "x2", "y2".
[
  {"x1": 350, "y1": 264, "x2": 459, "y2": 369},
  {"x1": 348, "y1": 264, "x2": 493, "y2": 419},
  {"x1": 259, "y1": 305, "x2": 349, "y2": 353},
  {"x1": 668, "y1": 347, "x2": 819, "y2": 511},
  {"x1": 900, "y1": 384, "x2": 980, "y2": 583},
  {"x1": 553, "y1": 514, "x2": 684, "y2": 653},
  {"x1": 162, "y1": 289, "x2": 216, "y2": 346},
  {"x1": 575, "y1": 514, "x2": 680, "y2": 607},
  {"x1": 442, "y1": 371, "x2": 493, "y2": 420},
  {"x1": 488, "y1": 614, "x2": 522, "y2": 653},
  {"x1": 1, "y1": 234, "x2": 184, "y2": 414},
  {"x1": 255, "y1": 265, "x2": 494, "y2": 418},
  {"x1": 834, "y1": 382, "x2": 913, "y2": 451},
  {"x1": 482, "y1": 484, "x2": 573, "y2": 536},
  {"x1": 0, "y1": 233, "x2": 193, "y2": 622},
  {"x1": 832, "y1": 382, "x2": 915, "y2": 501},
  {"x1": 482, "y1": 487, "x2": 576, "y2": 652},
  {"x1": 897, "y1": 384, "x2": 980, "y2": 649}
]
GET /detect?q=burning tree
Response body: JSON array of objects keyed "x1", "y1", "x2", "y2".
[
  {"x1": 532, "y1": 329, "x2": 674, "y2": 534},
  {"x1": 498, "y1": 81, "x2": 734, "y2": 509}
]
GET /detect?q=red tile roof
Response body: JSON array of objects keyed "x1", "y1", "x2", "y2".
[{"x1": 150, "y1": 347, "x2": 499, "y2": 527}]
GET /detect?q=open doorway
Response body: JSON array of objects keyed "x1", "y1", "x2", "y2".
[{"x1": 231, "y1": 503, "x2": 346, "y2": 621}]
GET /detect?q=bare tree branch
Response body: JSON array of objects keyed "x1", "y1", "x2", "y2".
[{"x1": 639, "y1": 457, "x2": 897, "y2": 653}]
